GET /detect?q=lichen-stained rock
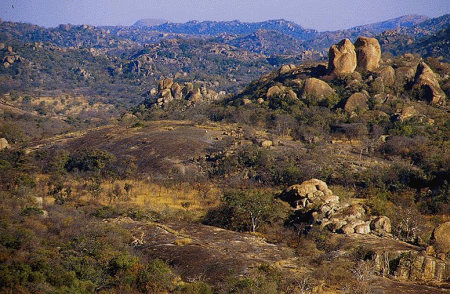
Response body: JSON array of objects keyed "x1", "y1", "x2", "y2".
[
  {"x1": 370, "y1": 216, "x2": 392, "y2": 236},
  {"x1": 344, "y1": 92, "x2": 369, "y2": 113},
  {"x1": 278, "y1": 64, "x2": 296, "y2": 75},
  {"x1": 396, "y1": 66, "x2": 417, "y2": 86},
  {"x1": 171, "y1": 83, "x2": 184, "y2": 100},
  {"x1": 160, "y1": 88, "x2": 173, "y2": 100},
  {"x1": 375, "y1": 65, "x2": 396, "y2": 87},
  {"x1": 431, "y1": 222, "x2": 450, "y2": 254},
  {"x1": 302, "y1": 77, "x2": 336, "y2": 105},
  {"x1": 278, "y1": 178, "x2": 335, "y2": 210},
  {"x1": 354, "y1": 222, "x2": 371, "y2": 234},
  {"x1": 158, "y1": 78, "x2": 174, "y2": 91},
  {"x1": 413, "y1": 62, "x2": 446, "y2": 105},
  {"x1": 328, "y1": 39, "x2": 357, "y2": 76},
  {"x1": 398, "y1": 105, "x2": 419, "y2": 122},
  {"x1": 354, "y1": 36, "x2": 381, "y2": 72},
  {"x1": 266, "y1": 85, "x2": 284, "y2": 99},
  {"x1": 390, "y1": 250, "x2": 450, "y2": 283}
]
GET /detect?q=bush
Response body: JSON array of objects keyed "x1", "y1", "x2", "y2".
[
  {"x1": 65, "y1": 147, "x2": 116, "y2": 175},
  {"x1": 137, "y1": 259, "x2": 174, "y2": 293},
  {"x1": 204, "y1": 189, "x2": 288, "y2": 233}
]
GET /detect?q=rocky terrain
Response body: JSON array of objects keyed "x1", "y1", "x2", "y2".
[
  {"x1": 2, "y1": 12, "x2": 450, "y2": 294},
  {"x1": 231, "y1": 36, "x2": 448, "y2": 117},
  {"x1": 1, "y1": 13, "x2": 449, "y2": 121},
  {"x1": 14, "y1": 118, "x2": 450, "y2": 292}
]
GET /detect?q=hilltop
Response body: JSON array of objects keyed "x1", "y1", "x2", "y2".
[{"x1": 132, "y1": 18, "x2": 170, "y2": 27}]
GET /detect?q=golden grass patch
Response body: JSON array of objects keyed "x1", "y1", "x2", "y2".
[{"x1": 173, "y1": 237, "x2": 193, "y2": 246}]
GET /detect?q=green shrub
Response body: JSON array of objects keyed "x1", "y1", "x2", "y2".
[{"x1": 137, "y1": 259, "x2": 174, "y2": 293}]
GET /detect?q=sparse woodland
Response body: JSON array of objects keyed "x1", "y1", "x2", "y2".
[{"x1": 2, "y1": 16, "x2": 450, "y2": 293}]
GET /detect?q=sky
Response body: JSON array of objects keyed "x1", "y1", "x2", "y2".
[{"x1": 0, "y1": 0, "x2": 449, "y2": 31}]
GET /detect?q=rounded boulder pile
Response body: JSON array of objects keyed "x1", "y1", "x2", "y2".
[{"x1": 279, "y1": 179, "x2": 392, "y2": 236}]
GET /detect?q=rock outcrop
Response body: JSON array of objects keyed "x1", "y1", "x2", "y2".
[
  {"x1": 279, "y1": 179, "x2": 392, "y2": 236},
  {"x1": 301, "y1": 78, "x2": 336, "y2": 105},
  {"x1": 152, "y1": 78, "x2": 222, "y2": 108},
  {"x1": 328, "y1": 39, "x2": 357, "y2": 76},
  {"x1": 369, "y1": 243, "x2": 450, "y2": 283},
  {"x1": 413, "y1": 62, "x2": 446, "y2": 105},
  {"x1": 375, "y1": 65, "x2": 396, "y2": 87},
  {"x1": 344, "y1": 92, "x2": 369, "y2": 114},
  {"x1": 280, "y1": 180, "x2": 450, "y2": 285},
  {"x1": 0, "y1": 138, "x2": 9, "y2": 150},
  {"x1": 354, "y1": 37, "x2": 381, "y2": 72},
  {"x1": 278, "y1": 178, "x2": 335, "y2": 210},
  {"x1": 431, "y1": 222, "x2": 450, "y2": 254}
]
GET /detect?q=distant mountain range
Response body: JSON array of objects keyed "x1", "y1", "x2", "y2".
[
  {"x1": 141, "y1": 19, "x2": 318, "y2": 41},
  {"x1": 132, "y1": 15, "x2": 429, "y2": 42},
  {"x1": 126, "y1": 14, "x2": 450, "y2": 56},
  {"x1": 0, "y1": 13, "x2": 449, "y2": 60}
]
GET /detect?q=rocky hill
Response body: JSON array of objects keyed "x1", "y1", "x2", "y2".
[
  {"x1": 215, "y1": 29, "x2": 324, "y2": 58},
  {"x1": 147, "y1": 19, "x2": 318, "y2": 40},
  {"x1": 304, "y1": 14, "x2": 429, "y2": 50},
  {"x1": 231, "y1": 39, "x2": 448, "y2": 111},
  {"x1": 132, "y1": 18, "x2": 170, "y2": 27},
  {"x1": 349, "y1": 14, "x2": 429, "y2": 33},
  {"x1": 402, "y1": 14, "x2": 450, "y2": 38},
  {"x1": 379, "y1": 14, "x2": 450, "y2": 61},
  {"x1": 0, "y1": 29, "x2": 277, "y2": 121}
]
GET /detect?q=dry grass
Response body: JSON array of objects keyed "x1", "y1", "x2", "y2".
[
  {"x1": 42, "y1": 177, "x2": 222, "y2": 220},
  {"x1": 110, "y1": 179, "x2": 220, "y2": 212},
  {"x1": 173, "y1": 237, "x2": 193, "y2": 246}
]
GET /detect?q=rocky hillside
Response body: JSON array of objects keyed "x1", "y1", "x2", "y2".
[
  {"x1": 148, "y1": 19, "x2": 318, "y2": 40},
  {"x1": 216, "y1": 29, "x2": 324, "y2": 58},
  {"x1": 304, "y1": 14, "x2": 429, "y2": 50},
  {"x1": 0, "y1": 30, "x2": 277, "y2": 120},
  {"x1": 380, "y1": 15, "x2": 450, "y2": 61},
  {"x1": 231, "y1": 36, "x2": 449, "y2": 111}
]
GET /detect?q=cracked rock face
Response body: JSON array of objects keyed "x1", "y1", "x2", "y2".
[
  {"x1": 413, "y1": 62, "x2": 447, "y2": 105},
  {"x1": 354, "y1": 36, "x2": 381, "y2": 73},
  {"x1": 328, "y1": 39, "x2": 357, "y2": 76}
]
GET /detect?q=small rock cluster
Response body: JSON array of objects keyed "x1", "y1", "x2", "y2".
[
  {"x1": 152, "y1": 78, "x2": 222, "y2": 108},
  {"x1": 279, "y1": 179, "x2": 392, "y2": 236},
  {"x1": 1, "y1": 44, "x2": 24, "y2": 68}
]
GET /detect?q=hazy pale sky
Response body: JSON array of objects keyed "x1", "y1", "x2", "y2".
[{"x1": 1, "y1": 0, "x2": 449, "y2": 31}]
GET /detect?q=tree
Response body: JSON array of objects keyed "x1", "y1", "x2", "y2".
[
  {"x1": 222, "y1": 189, "x2": 276, "y2": 233},
  {"x1": 65, "y1": 147, "x2": 116, "y2": 176}
]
